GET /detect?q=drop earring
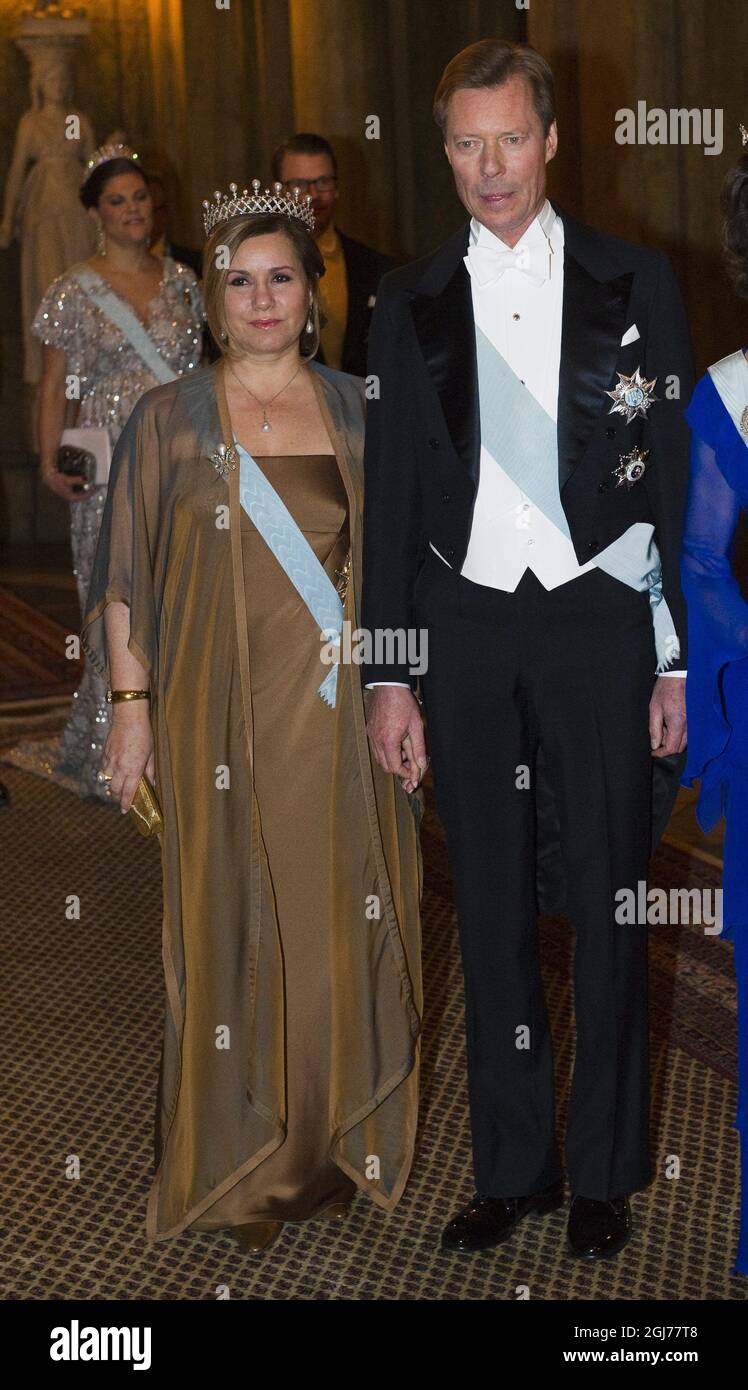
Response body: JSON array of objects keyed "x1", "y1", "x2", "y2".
[
  {"x1": 305, "y1": 302, "x2": 314, "y2": 334},
  {"x1": 96, "y1": 219, "x2": 106, "y2": 255}
]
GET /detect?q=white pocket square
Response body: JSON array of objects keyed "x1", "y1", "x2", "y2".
[
  {"x1": 367, "y1": 293, "x2": 377, "y2": 308},
  {"x1": 620, "y1": 323, "x2": 640, "y2": 346}
]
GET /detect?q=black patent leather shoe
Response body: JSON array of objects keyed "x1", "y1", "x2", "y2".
[
  {"x1": 441, "y1": 1178, "x2": 565, "y2": 1252},
  {"x1": 567, "y1": 1194, "x2": 632, "y2": 1259}
]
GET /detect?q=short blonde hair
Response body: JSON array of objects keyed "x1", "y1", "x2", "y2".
[{"x1": 202, "y1": 214, "x2": 325, "y2": 358}]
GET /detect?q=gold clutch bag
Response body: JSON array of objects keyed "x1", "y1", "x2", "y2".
[{"x1": 128, "y1": 774, "x2": 164, "y2": 837}]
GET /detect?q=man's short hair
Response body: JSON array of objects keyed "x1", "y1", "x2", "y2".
[
  {"x1": 271, "y1": 133, "x2": 338, "y2": 183},
  {"x1": 433, "y1": 38, "x2": 556, "y2": 138}
]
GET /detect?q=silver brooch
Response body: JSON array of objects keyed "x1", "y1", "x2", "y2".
[
  {"x1": 740, "y1": 405, "x2": 748, "y2": 435},
  {"x1": 606, "y1": 366, "x2": 658, "y2": 424},
  {"x1": 209, "y1": 442, "x2": 238, "y2": 479},
  {"x1": 613, "y1": 446, "x2": 651, "y2": 488}
]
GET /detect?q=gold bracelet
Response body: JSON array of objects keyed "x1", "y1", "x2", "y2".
[{"x1": 106, "y1": 689, "x2": 151, "y2": 703}]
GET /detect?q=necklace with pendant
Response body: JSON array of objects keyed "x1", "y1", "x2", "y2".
[{"x1": 227, "y1": 360, "x2": 304, "y2": 432}]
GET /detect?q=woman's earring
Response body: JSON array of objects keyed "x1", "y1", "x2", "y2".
[
  {"x1": 220, "y1": 330, "x2": 229, "y2": 344},
  {"x1": 96, "y1": 219, "x2": 106, "y2": 255},
  {"x1": 305, "y1": 302, "x2": 314, "y2": 334}
]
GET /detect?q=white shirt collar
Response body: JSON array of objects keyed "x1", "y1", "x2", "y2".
[{"x1": 469, "y1": 198, "x2": 558, "y2": 251}]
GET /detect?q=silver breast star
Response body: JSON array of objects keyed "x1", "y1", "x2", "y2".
[
  {"x1": 613, "y1": 446, "x2": 651, "y2": 488},
  {"x1": 209, "y1": 442, "x2": 238, "y2": 479},
  {"x1": 606, "y1": 366, "x2": 659, "y2": 424}
]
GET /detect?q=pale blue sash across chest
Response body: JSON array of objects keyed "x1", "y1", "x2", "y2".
[
  {"x1": 72, "y1": 265, "x2": 178, "y2": 385},
  {"x1": 235, "y1": 441, "x2": 344, "y2": 707},
  {"x1": 475, "y1": 326, "x2": 679, "y2": 672}
]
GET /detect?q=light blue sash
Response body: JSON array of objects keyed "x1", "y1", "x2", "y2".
[
  {"x1": 72, "y1": 265, "x2": 178, "y2": 385},
  {"x1": 236, "y1": 441, "x2": 344, "y2": 707},
  {"x1": 708, "y1": 350, "x2": 748, "y2": 448},
  {"x1": 475, "y1": 327, "x2": 680, "y2": 672}
]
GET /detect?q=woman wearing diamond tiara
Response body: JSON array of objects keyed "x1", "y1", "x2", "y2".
[
  {"x1": 681, "y1": 131, "x2": 748, "y2": 1276},
  {"x1": 80, "y1": 179, "x2": 424, "y2": 1251},
  {"x1": 3, "y1": 144, "x2": 204, "y2": 804}
]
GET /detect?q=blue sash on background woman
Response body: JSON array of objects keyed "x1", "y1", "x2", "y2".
[{"x1": 72, "y1": 265, "x2": 178, "y2": 385}]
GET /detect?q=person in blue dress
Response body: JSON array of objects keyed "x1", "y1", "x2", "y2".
[{"x1": 681, "y1": 137, "x2": 748, "y2": 1277}]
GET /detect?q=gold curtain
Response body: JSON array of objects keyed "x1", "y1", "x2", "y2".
[
  {"x1": 1, "y1": 0, "x2": 745, "y2": 467},
  {"x1": 154, "y1": 0, "x2": 744, "y2": 370},
  {"x1": 529, "y1": 0, "x2": 748, "y2": 372},
  {"x1": 136, "y1": 0, "x2": 525, "y2": 257}
]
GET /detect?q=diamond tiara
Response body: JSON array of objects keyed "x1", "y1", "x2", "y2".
[
  {"x1": 741, "y1": 123, "x2": 748, "y2": 146},
  {"x1": 84, "y1": 143, "x2": 139, "y2": 180},
  {"x1": 202, "y1": 180, "x2": 315, "y2": 237}
]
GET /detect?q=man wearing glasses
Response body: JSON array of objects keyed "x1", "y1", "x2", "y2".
[{"x1": 272, "y1": 133, "x2": 394, "y2": 377}]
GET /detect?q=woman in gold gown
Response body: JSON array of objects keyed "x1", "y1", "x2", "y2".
[{"x1": 80, "y1": 183, "x2": 424, "y2": 1252}]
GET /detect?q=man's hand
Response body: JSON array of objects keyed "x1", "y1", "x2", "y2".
[
  {"x1": 365, "y1": 686, "x2": 428, "y2": 793},
  {"x1": 649, "y1": 675, "x2": 687, "y2": 757}
]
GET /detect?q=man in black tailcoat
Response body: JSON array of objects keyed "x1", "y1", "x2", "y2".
[{"x1": 361, "y1": 39, "x2": 692, "y2": 1260}]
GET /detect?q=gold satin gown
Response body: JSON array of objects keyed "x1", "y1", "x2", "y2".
[
  {"x1": 202, "y1": 451, "x2": 357, "y2": 1225},
  {"x1": 81, "y1": 363, "x2": 424, "y2": 1241}
]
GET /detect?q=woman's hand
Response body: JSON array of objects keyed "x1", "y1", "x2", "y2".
[
  {"x1": 41, "y1": 467, "x2": 91, "y2": 503},
  {"x1": 102, "y1": 704, "x2": 155, "y2": 814},
  {"x1": 38, "y1": 343, "x2": 76, "y2": 498}
]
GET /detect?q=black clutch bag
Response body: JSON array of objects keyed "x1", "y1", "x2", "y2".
[{"x1": 57, "y1": 444, "x2": 97, "y2": 492}]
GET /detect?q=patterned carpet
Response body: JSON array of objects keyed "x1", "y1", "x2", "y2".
[
  {"x1": 0, "y1": 586, "x2": 82, "y2": 704},
  {"x1": 0, "y1": 758, "x2": 745, "y2": 1301}
]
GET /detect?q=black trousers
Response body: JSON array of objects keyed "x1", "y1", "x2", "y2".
[{"x1": 414, "y1": 549, "x2": 657, "y2": 1201}]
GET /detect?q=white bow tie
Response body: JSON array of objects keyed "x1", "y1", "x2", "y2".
[{"x1": 465, "y1": 241, "x2": 549, "y2": 288}]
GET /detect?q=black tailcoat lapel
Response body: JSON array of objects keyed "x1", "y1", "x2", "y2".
[
  {"x1": 406, "y1": 204, "x2": 634, "y2": 495},
  {"x1": 408, "y1": 225, "x2": 481, "y2": 492},
  {"x1": 555, "y1": 204, "x2": 633, "y2": 491}
]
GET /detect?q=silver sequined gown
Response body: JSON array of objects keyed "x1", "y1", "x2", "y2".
[{"x1": 3, "y1": 256, "x2": 204, "y2": 803}]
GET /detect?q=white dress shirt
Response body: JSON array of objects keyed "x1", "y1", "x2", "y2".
[{"x1": 435, "y1": 200, "x2": 601, "y2": 589}]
